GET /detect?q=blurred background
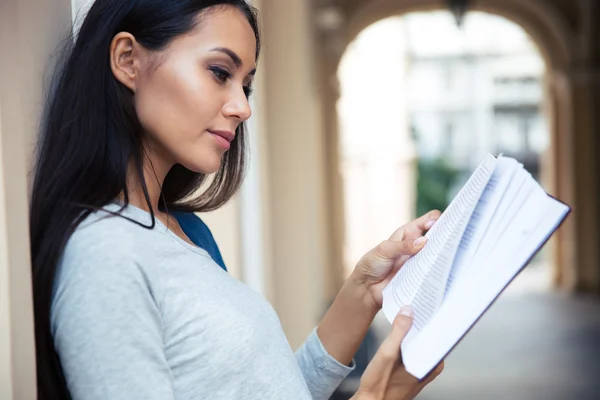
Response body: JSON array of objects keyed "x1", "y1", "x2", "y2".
[{"x1": 1, "y1": 0, "x2": 600, "y2": 399}]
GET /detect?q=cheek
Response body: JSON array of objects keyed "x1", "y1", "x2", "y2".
[{"x1": 134, "y1": 63, "x2": 220, "y2": 148}]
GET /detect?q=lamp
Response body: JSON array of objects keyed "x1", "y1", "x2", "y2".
[{"x1": 448, "y1": 0, "x2": 470, "y2": 27}]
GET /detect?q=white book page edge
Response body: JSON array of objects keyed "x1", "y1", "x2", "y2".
[{"x1": 401, "y1": 196, "x2": 570, "y2": 379}]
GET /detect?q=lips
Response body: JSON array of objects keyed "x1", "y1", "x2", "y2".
[{"x1": 208, "y1": 130, "x2": 235, "y2": 142}]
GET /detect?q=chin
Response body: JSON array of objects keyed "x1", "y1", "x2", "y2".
[{"x1": 181, "y1": 157, "x2": 223, "y2": 175}]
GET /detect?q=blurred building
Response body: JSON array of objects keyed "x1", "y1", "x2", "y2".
[
  {"x1": 2, "y1": 0, "x2": 600, "y2": 398},
  {"x1": 337, "y1": 17, "x2": 416, "y2": 276},
  {"x1": 314, "y1": 0, "x2": 600, "y2": 300},
  {"x1": 337, "y1": 12, "x2": 551, "y2": 277},
  {"x1": 405, "y1": 11, "x2": 547, "y2": 176}
]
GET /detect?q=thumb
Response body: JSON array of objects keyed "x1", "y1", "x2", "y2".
[
  {"x1": 375, "y1": 238, "x2": 427, "y2": 263},
  {"x1": 356, "y1": 306, "x2": 413, "y2": 396},
  {"x1": 360, "y1": 238, "x2": 427, "y2": 282}
]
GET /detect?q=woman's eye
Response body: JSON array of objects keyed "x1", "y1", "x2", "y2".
[
  {"x1": 244, "y1": 86, "x2": 253, "y2": 98},
  {"x1": 210, "y1": 67, "x2": 230, "y2": 82}
]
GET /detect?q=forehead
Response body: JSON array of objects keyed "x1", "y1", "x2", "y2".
[{"x1": 172, "y1": 6, "x2": 257, "y2": 67}]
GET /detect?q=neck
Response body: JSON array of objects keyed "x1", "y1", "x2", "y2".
[{"x1": 123, "y1": 151, "x2": 173, "y2": 214}]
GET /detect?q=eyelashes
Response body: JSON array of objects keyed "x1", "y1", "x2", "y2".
[
  {"x1": 209, "y1": 66, "x2": 253, "y2": 98},
  {"x1": 210, "y1": 66, "x2": 230, "y2": 82}
]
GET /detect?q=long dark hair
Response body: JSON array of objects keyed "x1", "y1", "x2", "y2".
[{"x1": 29, "y1": 1, "x2": 260, "y2": 398}]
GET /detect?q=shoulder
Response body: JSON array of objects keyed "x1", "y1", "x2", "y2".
[
  {"x1": 52, "y1": 210, "x2": 162, "y2": 326},
  {"x1": 65, "y1": 211, "x2": 143, "y2": 262},
  {"x1": 57, "y1": 210, "x2": 160, "y2": 290}
]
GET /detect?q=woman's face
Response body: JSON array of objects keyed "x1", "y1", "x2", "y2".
[{"x1": 131, "y1": 6, "x2": 256, "y2": 175}]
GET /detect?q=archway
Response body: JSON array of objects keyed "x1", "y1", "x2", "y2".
[
  {"x1": 315, "y1": 0, "x2": 596, "y2": 294},
  {"x1": 321, "y1": 3, "x2": 600, "y2": 398},
  {"x1": 336, "y1": 10, "x2": 555, "y2": 294}
]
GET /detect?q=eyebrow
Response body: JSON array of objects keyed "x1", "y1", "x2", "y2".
[{"x1": 210, "y1": 47, "x2": 256, "y2": 76}]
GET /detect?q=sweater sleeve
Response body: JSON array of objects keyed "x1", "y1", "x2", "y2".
[
  {"x1": 294, "y1": 329, "x2": 355, "y2": 400},
  {"x1": 51, "y1": 228, "x2": 176, "y2": 400}
]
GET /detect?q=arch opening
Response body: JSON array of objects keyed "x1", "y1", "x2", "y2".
[{"x1": 337, "y1": 10, "x2": 554, "y2": 294}]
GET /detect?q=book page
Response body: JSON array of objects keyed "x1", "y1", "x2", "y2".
[
  {"x1": 469, "y1": 169, "x2": 536, "y2": 272},
  {"x1": 391, "y1": 212, "x2": 472, "y2": 340},
  {"x1": 382, "y1": 154, "x2": 497, "y2": 342},
  {"x1": 470, "y1": 173, "x2": 546, "y2": 276},
  {"x1": 444, "y1": 157, "x2": 520, "y2": 296},
  {"x1": 400, "y1": 189, "x2": 569, "y2": 379}
]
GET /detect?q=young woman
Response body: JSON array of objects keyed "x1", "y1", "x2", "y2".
[{"x1": 29, "y1": 1, "x2": 443, "y2": 399}]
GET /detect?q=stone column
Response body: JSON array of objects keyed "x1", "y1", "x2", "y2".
[
  {"x1": 259, "y1": 0, "x2": 332, "y2": 348},
  {"x1": 0, "y1": 0, "x2": 72, "y2": 398}
]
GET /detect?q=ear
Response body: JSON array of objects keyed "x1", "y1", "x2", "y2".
[{"x1": 109, "y1": 32, "x2": 140, "y2": 92}]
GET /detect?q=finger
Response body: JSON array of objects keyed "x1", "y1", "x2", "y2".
[
  {"x1": 375, "y1": 237, "x2": 428, "y2": 263},
  {"x1": 358, "y1": 307, "x2": 414, "y2": 394},
  {"x1": 401, "y1": 210, "x2": 442, "y2": 240},
  {"x1": 382, "y1": 237, "x2": 429, "y2": 279}
]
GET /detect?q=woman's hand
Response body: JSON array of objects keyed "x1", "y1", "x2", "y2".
[
  {"x1": 352, "y1": 307, "x2": 444, "y2": 400},
  {"x1": 315, "y1": 210, "x2": 441, "y2": 369},
  {"x1": 350, "y1": 210, "x2": 441, "y2": 309}
]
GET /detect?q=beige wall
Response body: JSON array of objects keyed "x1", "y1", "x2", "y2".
[
  {"x1": 0, "y1": 101, "x2": 16, "y2": 400},
  {"x1": 199, "y1": 198, "x2": 243, "y2": 279},
  {"x1": 259, "y1": 0, "x2": 333, "y2": 348},
  {"x1": 0, "y1": 0, "x2": 73, "y2": 398}
]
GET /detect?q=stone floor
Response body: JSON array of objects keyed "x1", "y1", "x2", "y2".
[
  {"x1": 416, "y1": 292, "x2": 600, "y2": 400},
  {"x1": 332, "y1": 289, "x2": 600, "y2": 400}
]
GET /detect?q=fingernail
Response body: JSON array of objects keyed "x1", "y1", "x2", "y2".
[
  {"x1": 399, "y1": 305, "x2": 413, "y2": 317},
  {"x1": 413, "y1": 236, "x2": 427, "y2": 247},
  {"x1": 425, "y1": 219, "x2": 436, "y2": 229}
]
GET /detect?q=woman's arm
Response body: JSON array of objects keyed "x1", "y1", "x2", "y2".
[
  {"x1": 316, "y1": 274, "x2": 378, "y2": 366},
  {"x1": 293, "y1": 276, "x2": 376, "y2": 400},
  {"x1": 293, "y1": 257, "x2": 412, "y2": 399},
  {"x1": 316, "y1": 210, "x2": 439, "y2": 366},
  {"x1": 52, "y1": 232, "x2": 176, "y2": 400}
]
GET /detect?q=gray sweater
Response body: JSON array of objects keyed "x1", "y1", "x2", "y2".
[{"x1": 51, "y1": 204, "x2": 353, "y2": 399}]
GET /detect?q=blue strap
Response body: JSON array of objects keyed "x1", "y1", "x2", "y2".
[{"x1": 172, "y1": 211, "x2": 227, "y2": 272}]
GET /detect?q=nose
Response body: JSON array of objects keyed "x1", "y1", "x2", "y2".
[{"x1": 222, "y1": 86, "x2": 252, "y2": 122}]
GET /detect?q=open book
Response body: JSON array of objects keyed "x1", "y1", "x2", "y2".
[{"x1": 381, "y1": 153, "x2": 570, "y2": 379}]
